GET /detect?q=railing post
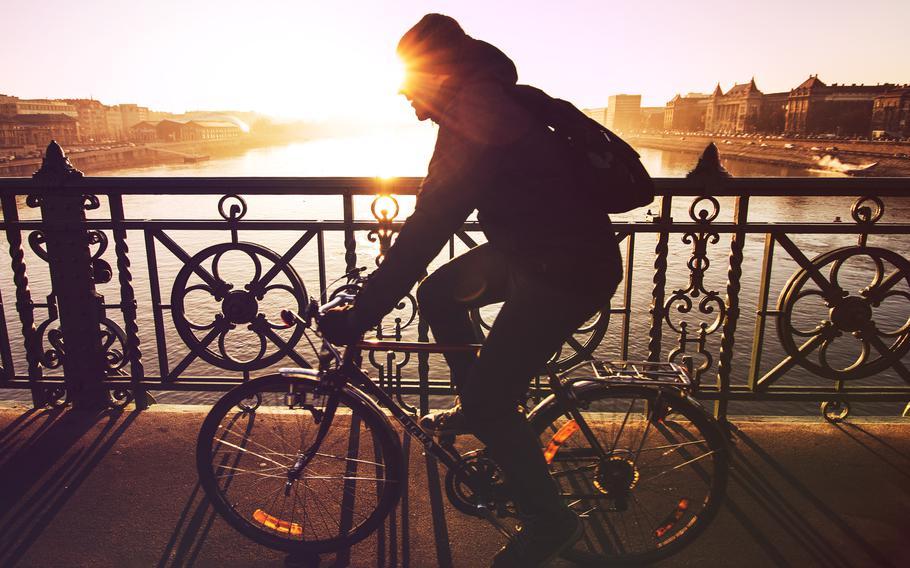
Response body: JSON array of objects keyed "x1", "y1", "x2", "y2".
[
  {"x1": 32, "y1": 141, "x2": 110, "y2": 410},
  {"x1": 1, "y1": 193, "x2": 43, "y2": 405},
  {"x1": 689, "y1": 143, "x2": 735, "y2": 420},
  {"x1": 648, "y1": 195, "x2": 672, "y2": 362},
  {"x1": 110, "y1": 193, "x2": 150, "y2": 409},
  {"x1": 342, "y1": 191, "x2": 357, "y2": 273}
]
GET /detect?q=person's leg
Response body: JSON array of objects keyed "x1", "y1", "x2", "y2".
[
  {"x1": 415, "y1": 243, "x2": 509, "y2": 390},
  {"x1": 459, "y1": 269, "x2": 615, "y2": 516}
]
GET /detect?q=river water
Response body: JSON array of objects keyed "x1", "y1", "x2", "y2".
[{"x1": 2, "y1": 132, "x2": 908, "y2": 416}]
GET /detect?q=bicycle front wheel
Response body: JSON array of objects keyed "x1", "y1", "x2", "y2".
[
  {"x1": 531, "y1": 384, "x2": 728, "y2": 565},
  {"x1": 196, "y1": 374, "x2": 403, "y2": 553}
]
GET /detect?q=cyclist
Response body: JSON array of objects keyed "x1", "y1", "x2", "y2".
[{"x1": 321, "y1": 13, "x2": 622, "y2": 567}]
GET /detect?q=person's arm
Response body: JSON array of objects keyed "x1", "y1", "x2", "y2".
[{"x1": 352, "y1": 124, "x2": 491, "y2": 329}]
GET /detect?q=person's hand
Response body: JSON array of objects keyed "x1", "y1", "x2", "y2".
[{"x1": 319, "y1": 306, "x2": 364, "y2": 345}]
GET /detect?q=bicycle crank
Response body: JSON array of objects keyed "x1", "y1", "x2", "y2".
[{"x1": 444, "y1": 450, "x2": 515, "y2": 521}]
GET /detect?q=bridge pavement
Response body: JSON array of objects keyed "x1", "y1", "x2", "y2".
[{"x1": 0, "y1": 403, "x2": 906, "y2": 568}]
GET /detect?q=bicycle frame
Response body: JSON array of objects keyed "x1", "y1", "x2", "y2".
[
  {"x1": 280, "y1": 299, "x2": 703, "y2": 520},
  {"x1": 288, "y1": 339, "x2": 481, "y2": 476}
]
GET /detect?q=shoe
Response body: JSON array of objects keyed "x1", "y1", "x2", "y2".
[
  {"x1": 418, "y1": 400, "x2": 469, "y2": 435},
  {"x1": 490, "y1": 508, "x2": 583, "y2": 568}
]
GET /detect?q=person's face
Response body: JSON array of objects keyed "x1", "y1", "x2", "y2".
[{"x1": 399, "y1": 70, "x2": 449, "y2": 122}]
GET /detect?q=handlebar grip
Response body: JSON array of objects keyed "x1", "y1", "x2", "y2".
[{"x1": 280, "y1": 309, "x2": 298, "y2": 327}]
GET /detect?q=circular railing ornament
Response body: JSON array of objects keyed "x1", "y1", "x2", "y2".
[
  {"x1": 777, "y1": 246, "x2": 910, "y2": 381},
  {"x1": 850, "y1": 196, "x2": 884, "y2": 225},
  {"x1": 110, "y1": 389, "x2": 134, "y2": 409},
  {"x1": 821, "y1": 400, "x2": 850, "y2": 423},
  {"x1": 218, "y1": 194, "x2": 249, "y2": 222},
  {"x1": 171, "y1": 242, "x2": 308, "y2": 372}
]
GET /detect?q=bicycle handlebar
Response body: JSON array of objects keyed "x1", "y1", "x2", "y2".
[{"x1": 279, "y1": 292, "x2": 358, "y2": 330}]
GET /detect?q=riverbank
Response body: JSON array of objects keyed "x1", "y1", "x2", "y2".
[
  {"x1": 0, "y1": 132, "x2": 311, "y2": 177},
  {"x1": 627, "y1": 134, "x2": 910, "y2": 176}
]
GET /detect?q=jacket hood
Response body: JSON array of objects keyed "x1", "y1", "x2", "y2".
[
  {"x1": 453, "y1": 38, "x2": 518, "y2": 86},
  {"x1": 397, "y1": 14, "x2": 517, "y2": 86}
]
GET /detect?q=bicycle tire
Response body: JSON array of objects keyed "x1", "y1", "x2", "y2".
[
  {"x1": 196, "y1": 374, "x2": 403, "y2": 553},
  {"x1": 530, "y1": 383, "x2": 728, "y2": 565}
]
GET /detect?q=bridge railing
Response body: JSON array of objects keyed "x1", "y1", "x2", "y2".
[{"x1": 0, "y1": 141, "x2": 908, "y2": 420}]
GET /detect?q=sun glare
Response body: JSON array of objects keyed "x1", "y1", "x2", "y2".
[{"x1": 264, "y1": 49, "x2": 411, "y2": 124}]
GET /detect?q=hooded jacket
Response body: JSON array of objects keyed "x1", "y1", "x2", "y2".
[{"x1": 353, "y1": 39, "x2": 622, "y2": 328}]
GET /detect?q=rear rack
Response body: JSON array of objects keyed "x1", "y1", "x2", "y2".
[{"x1": 561, "y1": 359, "x2": 695, "y2": 389}]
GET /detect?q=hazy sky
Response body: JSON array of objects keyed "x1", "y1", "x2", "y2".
[{"x1": 3, "y1": 0, "x2": 908, "y2": 122}]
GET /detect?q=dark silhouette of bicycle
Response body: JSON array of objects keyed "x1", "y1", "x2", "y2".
[{"x1": 196, "y1": 289, "x2": 729, "y2": 566}]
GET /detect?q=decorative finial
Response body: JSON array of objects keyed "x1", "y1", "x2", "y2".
[
  {"x1": 33, "y1": 140, "x2": 83, "y2": 180},
  {"x1": 687, "y1": 143, "x2": 730, "y2": 179}
]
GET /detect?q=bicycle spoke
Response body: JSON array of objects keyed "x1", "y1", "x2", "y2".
[
  {"x1": 214, "y1": 465, "x2": 289, "y2": 480},
  {"x1": 216, "y1": 422, "x2": 303, "y2": 461},
  {"x1": 198, "y1": 376, "x2": 404, "y2": 551},
  {"x1": 303, "y1": 475, "x2": 392, "y2": 482},
  {"x1": 609, "y1": 396, "x2": 637, "y2": 453},
  {"x1": 637, "y1": 449, "x2": 717, "y2": 485},
  {"x1": 314, "y1": 452, "x2": 387, "y2": 469},
  {"x1": 215, "y1": 438, "x2": 290, "y2": 469},
  {"x1": 535, "y1": 383, "x2": 726, "y2": 565},
  {"x1": 635, "y1": 439, "x2": 709, "y2": 454}
]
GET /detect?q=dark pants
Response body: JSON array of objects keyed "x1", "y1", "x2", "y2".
[{"x1": 416, "y1": 243, "x2": 618, "y2": 515}]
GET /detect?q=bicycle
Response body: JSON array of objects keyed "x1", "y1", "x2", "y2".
[{"x1": 196, "y1": 290, "x2": 730, "y2": 566}]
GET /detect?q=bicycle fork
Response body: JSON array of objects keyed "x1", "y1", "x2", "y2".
[{"x1": 284, "y1": 384, "x2": 341, "y2": 495}]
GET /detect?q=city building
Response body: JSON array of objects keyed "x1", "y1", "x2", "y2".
[
  {"x1": 663, "y1": 93, "x2": 711, "y2": 132},
  {"x1": 106, "y1": 105, "x2": 124, "y2": 141},
  {"x1": 606, "y1": 95, "x2": 641, "y2": 132},
  {"x1": 640, "y1": 107, "x2": 665, "y2": 131},
  {"x1": 784, "y1": 76, "x2": 893, "y2": 136},
  {"x1": 0, "y1": 118, "x2": 27, "y2": 148},
  {"x1": 119, "y1": 104, "x2": 150, "y2": 132},
  {"x1": 871, "y1": 87, "x2": 910, "y2": 138},
  {"x1": 129, "y1": 121, "x2": 159, "y2": 143},
  {"x1": 155, "y1": 119, "x2": 197, "y2": 142},
  {"x1": 704, "y1": 79, "x2": 767, "y2": 133},
  {"x1": 582, "y1": 107, "x2": 608, "y2": 127},
  {"x1": 187, "y1": 121, "x2": 243, "y2": 140},
  {"x1": 63, "y1": 99, "x2": 111, "y2": 142},
  {"x1": 7, "y1": 114, "x2": 79, "y2": 146},
  {"x1": 758, "y1": 92, "x2": 788, "y2": 133},
  {"x1": 152, "y1": 119, "x2": 243, "y2": 143},
  {"x1": 0, "y1": 98, "x2": 78, "y2": 118}
]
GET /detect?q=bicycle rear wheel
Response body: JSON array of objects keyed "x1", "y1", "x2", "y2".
[
  {"x1": 196, "y1": 374, "x2": 403, "y2": 553},
  {"x1": 530, "y1": 384, "x2": 728, "y2": 565}
]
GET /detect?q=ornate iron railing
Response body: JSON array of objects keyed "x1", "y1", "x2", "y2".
[{"x1": 0, "y1": 141, "x2": 908, "y2": 420}]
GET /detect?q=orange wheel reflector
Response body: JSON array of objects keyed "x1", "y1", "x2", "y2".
[
  {"x1": 544, "y1": 419, "x2": 580, "y2": 464},
  {"x1": 653, "y1": 498, "x2": 691, "y2": 538},
  {"x1": 253, "y1": 508, "x2": 303, "y2": 536}
]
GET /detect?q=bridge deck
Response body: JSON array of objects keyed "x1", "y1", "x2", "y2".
[{"x1": 0, "y1": 404, "x2": 906, "y2": 567}]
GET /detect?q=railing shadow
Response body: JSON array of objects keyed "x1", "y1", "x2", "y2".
[
  {"x1": 0, "y1": 406, "x2": 138, "y2": 566},
  {"x1": 834, "y1": 422, "x2": 910, "y2": 482},
  {"x1": 724, "y1": 425, "x2": 899, "y2": 568},
  {"x1": 155, "y1": 479, "x2": 221, "y2": 568}
]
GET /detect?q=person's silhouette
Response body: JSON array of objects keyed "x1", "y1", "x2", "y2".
[{"x1": 321, "y1": 13, "x2": 622, "y2": 567}]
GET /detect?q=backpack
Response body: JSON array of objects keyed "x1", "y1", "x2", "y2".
[{"x1": 511, "y1": 85, "x2": 655, "y2": 214}]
